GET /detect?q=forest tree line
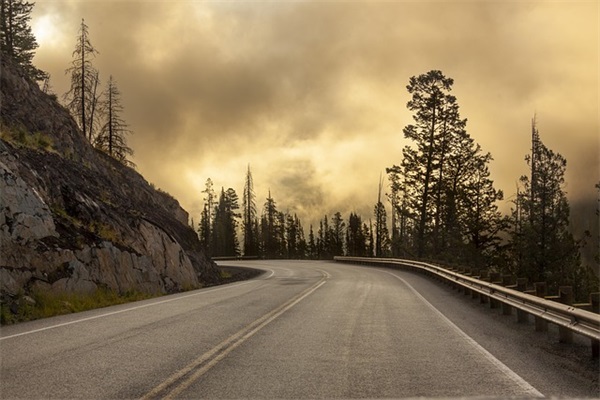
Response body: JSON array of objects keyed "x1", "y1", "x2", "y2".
[{"x1": 198, "y1": 71, "x2": 598, "y2": 300}]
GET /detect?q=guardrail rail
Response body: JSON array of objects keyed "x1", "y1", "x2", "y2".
[{"x1": 334, "y1": 256, "x2": 600, "y2": 358}]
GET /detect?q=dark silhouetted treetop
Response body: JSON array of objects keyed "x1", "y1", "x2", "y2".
[
  {"x1": 0, "y1": 0, "x2": 45, "y2": 80},
  {"x1": 391, "y1": 70, "x2": 504, "y2": 267},
  {"x1": 63, "y1": 18, "x2": 100, "y2": 142},
  {"x1": 509, "y1": 117, "x2": 582, "y2": 292},
  {"x1": 95, "y1": 75, "x2": 135, "y2": 168},
  {"x1": 242, "y1": 165, "x2": 259, "y2": 257}
]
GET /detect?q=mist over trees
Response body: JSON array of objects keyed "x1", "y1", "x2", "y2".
[
  {"x1": 199, "y1": 169, "x2": 376, "y2": 260},
  {"x1": 197, "y1": 71, "x2": 596, "y2": 300}
]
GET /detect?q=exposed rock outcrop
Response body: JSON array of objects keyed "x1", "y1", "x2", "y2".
[{"x1": 0, "y1": 53, "x2": 220, "y2": 317}]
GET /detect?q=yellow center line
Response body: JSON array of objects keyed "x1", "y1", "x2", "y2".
[{"x1": 141, "y1": 272, "x2": 328, "y2": 400}]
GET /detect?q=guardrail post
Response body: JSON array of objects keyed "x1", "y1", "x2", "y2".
[
  {"x1": 480, "y1": 288, "x2": 489, "y2": 304},
  {"x1": 591, "y1": 293, "x2": 599, "y2": 313},
  {"x1": 502, "y1": 275, "x2": 514, "y2": 286},
  {"x1": 516, "y1": 278, "x2": 529, "y2": 323},
  {"x1": 534, "y1": 282, "x2": 548, "y2": 332},
  {"x1": 501, "y1": 275, "x2": 514, "y2": 315},
  {"x1": 460, "y1": 270, "x2": 471, "y2": 296},
  {"x1": 558, "y1": 286, "x2": 574, "y2": 344},
  {"x1": 489, "y1": 272, "x2": 501, "y2": 309},
  {"x1": 589, "y1": 293, "x2": 600, "y2": 358},
  {"x1": 470, "y1": 270, "x2": 480, "y2": 300}
]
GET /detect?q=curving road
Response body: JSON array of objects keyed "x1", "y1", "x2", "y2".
[{"x1": 1, "y1": 260, "x2": 597, "y2": 399}]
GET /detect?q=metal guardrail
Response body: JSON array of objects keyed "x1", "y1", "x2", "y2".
[{"x1": 334, "y1": 256, "x2": 600, "y2": 344}]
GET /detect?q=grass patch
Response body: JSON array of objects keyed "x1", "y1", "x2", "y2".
[
  {"x1": 50, "y1": 204, "x2": 81, "y2": 227},
  {"x1": 1, "y1": 124, "x2": 55, "y2": 152},
  {"x1": 220, "y1": 270, "x2": 233, "y2": 279},
  {"x1": 0, "y1": 288, "x2": 157, "y2": 325},
  {"x1": 90, "y1": 221, "x2": 119, "y2": 242}
]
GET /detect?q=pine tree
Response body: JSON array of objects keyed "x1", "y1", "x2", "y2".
[
  {"x1": 459, "y1": 152, "x2": 505, "y2": 267},
  {"x1": 330, "y1": 212, "x2": 345, "y2": 257},
  {"x1": 198, "y1": 178, "x2": 215, "y2": 254},
  {"x1": 347, "y1": 212, "x2": 367, "y2": 256},
  {"x1": 95, "y1": 75, "x2": 134, "y2": 167},
  {"x1": 317, "y1": 219, "x2": 324, "y2": 259},
  {"x1": 276, "y1": 211, "x2": 286, "y2": 258},
  {"x1": 295, "y1": 215, "x2": 307, "y2": 259},
  {"x1": 261, "y1": 191, "x2": 280, "y2": 259},
  {"x1": 509, "y1": 118, "x2": 581, "y2": 290},
  {"x1": 374, "y1": 175, "x2": 391, "y2": 257},
  {"x1": 242, "y1": 165, "x2": 258, "y2": 256},
  {"x1": 285, "y1": 213, "x2": 298, "y2": 258},
  {"x1": 41, "y1": 73, "x2": 54, "y2": 95},
  {"x1": 320, "y1": 215, "x2": 331, "y2": 259},
  {"x1": 366, "y1": 221, "x2": 374, "y2": 257},
  {"x1": 0, "y1": 0, "x2": 44, "y2": 80},
  {"x1": 226, "y1": 187, "x2": 241, "y2": 255},
  {"x1": 63, "y1": 18, "x2": 99, "y2": 141},
  {"x1": 393, "y1": 70, "x2": 503, "y2": 265},
  {"x1": 386, "y1": 165, "x2": 415, "y2": 257},
  {"x1": 401, "y1": 70, "x2": 466, "y2": 257},
  {"x1": 308, "y1": 225, "x2": 317, "y2": 259},
  {"x1": 211, "y1": 187, "x2": 240, "y2": 257}
]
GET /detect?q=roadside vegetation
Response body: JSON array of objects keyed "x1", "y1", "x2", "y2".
[
  {"x1": 0, "y1": 288, "x2": 155, "y2": 325},
  {"x1": 0, "y1": 267, "x2": 260, "y2": 325},
  {"x1": 0, "y1": 124, "x2": 55, "y2": 152}
]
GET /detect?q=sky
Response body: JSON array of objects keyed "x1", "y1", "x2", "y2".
[{"x1": 31, "y1": 0, "x2": 599, "y2": 228}]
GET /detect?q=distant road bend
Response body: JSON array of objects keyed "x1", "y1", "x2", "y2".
[{"x1": 1, "y1": 260, "x2": 598, "y2": 399}]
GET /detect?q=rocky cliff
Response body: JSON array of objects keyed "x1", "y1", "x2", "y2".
[{"x1": 0, "y1": 54, "x2": 221, "y2": 316}]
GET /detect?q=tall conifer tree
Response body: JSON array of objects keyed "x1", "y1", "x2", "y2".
[
  {"x1": 211, "y1": 187, "x2": 240, "y2": 257},
  {"x1": 64, "y1": 19, "x2": 99, "y2": 141},
  {"x1": 199, "y1": 178, "x2": 215, "y2": 254},
  {"x1": 242, "y1": 165, "x2": 258, "y2": 256},
  {"x1": 510, "y1": 118, "x2": 581, "y2": 289},
  {"x1": 95, "y1": 75, "x2": 134, "y2": 167},
  {"x1": 0, "y1": 0, "x2": 44, "y2": 79},
  {"x1": 401, "y1": 70, "x2": 465, "y2": 257},
  {"x1": 393, "y1": 70, "x2": 503, "y2": 265},
  {"x1": 374, "y1": 175, "x2": 391, "y2": 257}
]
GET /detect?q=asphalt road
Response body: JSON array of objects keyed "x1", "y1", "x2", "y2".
[{"x1": 1, "y1": 260, "x2": 598, "y2": 399}]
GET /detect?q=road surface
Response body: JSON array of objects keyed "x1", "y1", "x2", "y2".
[{"x1": 1, "y1": 260, "x2": 597, "y2": 398}]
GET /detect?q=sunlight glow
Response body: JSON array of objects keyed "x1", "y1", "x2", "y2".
[{"x1": 32, "y1": 14, "x2": 60, "y2": 48}]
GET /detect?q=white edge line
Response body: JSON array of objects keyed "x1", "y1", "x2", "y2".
[
  {"x1": 263, "y1": 268, "x2": 275, "y2": 279},
  {"x1": 1, "y1": 274, "x2": 269, "y2": 341},
  {"x1": 379, "y1": 269, "x2": 544, "y2": 398}
]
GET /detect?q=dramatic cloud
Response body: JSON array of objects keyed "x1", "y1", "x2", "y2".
[{"x1": 32, "y1": 1, "x2": 598, "y2": 227}]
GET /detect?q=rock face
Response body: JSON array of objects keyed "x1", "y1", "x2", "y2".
[{"x1": 0, "y1": 53, "x2": 220, "y2": 312}]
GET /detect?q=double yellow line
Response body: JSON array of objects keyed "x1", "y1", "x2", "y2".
[{"x1": 141, "y1": 273, "x2": 328, "y2": 400}]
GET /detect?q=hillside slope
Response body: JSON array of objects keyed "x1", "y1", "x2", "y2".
[{"x1": 0, "y1": 54, "x2": 220, "y2": 318}]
